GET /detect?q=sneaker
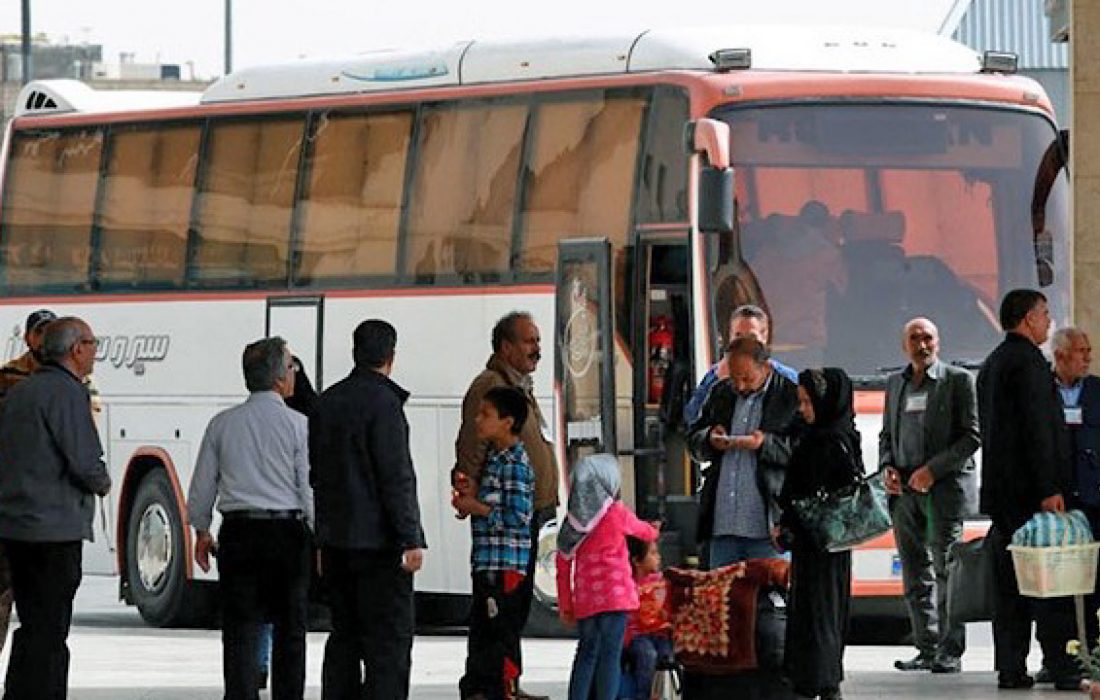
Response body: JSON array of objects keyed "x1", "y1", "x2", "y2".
[
  {"x1": 931, "y1": 656, "x2": 962, "y2": 674},
  {"x1": 894, "y1": 654, "x2": 934, "y2": 671},
  {"x1": 997, "y1": 672, "x2": 1036, "y2": 689}
]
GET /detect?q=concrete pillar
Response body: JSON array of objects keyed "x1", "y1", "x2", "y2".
[{"x1": 1073, "y1": 0, "x2": 1100, "y2": 335}]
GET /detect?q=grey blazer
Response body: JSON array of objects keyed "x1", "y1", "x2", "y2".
[{"x1": 879, "y1": 360, "x2": 981, "y2": 516}]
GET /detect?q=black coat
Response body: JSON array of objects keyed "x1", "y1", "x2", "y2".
[
  {"x1": 687, "y1": 372, "x2": 800, "y2": 542},
  {"x1": 977, "y1": 333, "x2": 1071, "y2": 531},
  {"x1": 310, "y1": 367, "x2": 426, "y2": 551},
  {"x1": 1066, "y1": 374, "x2": 1100, "y2": 509}
]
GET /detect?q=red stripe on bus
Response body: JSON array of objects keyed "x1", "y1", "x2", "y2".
[
  {"x1": 852, "y1": 580, "x2": 902, "y2": 597},
  {"x1": 0, "y1": 284, "x2": 556, "y2": 306},
  {"x1": 854, "y1": 391, "x2": 885, "y2": 414}
]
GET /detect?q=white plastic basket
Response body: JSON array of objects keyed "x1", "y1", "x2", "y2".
[{"x1": 1008, "y1": 543, "x2": 1100, "y2": 598}]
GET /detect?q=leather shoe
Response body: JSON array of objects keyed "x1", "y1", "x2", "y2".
[
  {"x1": 997, "y1": 672, "x2": 1036, "y2": 689},
  {"x1": 894, "y1": 654, "x2": 934, "y2": 671},
  {"x1": 1035, "y1": 666, "x2": 1054, "y2": 684},
  {"x1": 931, "y1": 656, "x2": 961, "y2": 674},
  {"x1": 1054, "y1": 676, "x2": 1084, "y2": 692},
  {"x1": 515, "y1": 688, "x2": 550, "y2": 700}
]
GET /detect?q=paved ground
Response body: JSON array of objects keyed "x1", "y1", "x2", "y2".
[{"x1": 13, "y1": 576, "x2": 1077, "y2": 699}]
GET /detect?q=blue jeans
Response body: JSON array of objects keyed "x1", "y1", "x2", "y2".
[
  {"x1": 709, "y1": 535, "x2": 781, "y2": 568},
  {"x1": 569, "y1": 611, "x2": 627, "y2": 700},
  {"x1": 627, "y1": 634, "x2": 674, "y2": 700}
]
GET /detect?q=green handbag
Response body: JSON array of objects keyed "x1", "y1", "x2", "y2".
[{"x1": 790, "y1": 471, "x2": 892, "y2": 553}]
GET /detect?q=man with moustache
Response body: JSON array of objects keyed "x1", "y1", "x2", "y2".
[
  {"x1": 453, "y1": 311, "x2": 558, "y2": 700},
  {"x1": 880, "y1": 318, "x2": 979, "y2": 674},
  {"x1": 978, "y1": 289, "x2": 1076, "y2": 690},
  {"x1": 687, "y1": 337, "x2": 799, "y2": 567}
]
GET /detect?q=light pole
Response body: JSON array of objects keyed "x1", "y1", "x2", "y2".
[
  {"x1": 21, "y1": 0, "x2": 32, "y2": 85},
  {"x1": 224, "y1": 0, "x2": 232, "y2": 75}
]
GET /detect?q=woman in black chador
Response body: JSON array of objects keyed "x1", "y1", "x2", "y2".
[{"x1": 778, "y1": 368, "x2": 863, "y2": 700}]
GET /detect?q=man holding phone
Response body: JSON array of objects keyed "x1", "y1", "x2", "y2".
[{"x1": 687, "y1": 338, "x2": 800, "y2": 567}]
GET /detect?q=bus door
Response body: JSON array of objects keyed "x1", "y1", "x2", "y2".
[
  {"x1": 266, "y1": 296, "x2": 324, "y2": 389},
  {"x1": 554, "y1": 240, "x2": 617, "y2": 475},
  {"x1": 630, "y1": 229, "x2": 694, "y2": 560}
]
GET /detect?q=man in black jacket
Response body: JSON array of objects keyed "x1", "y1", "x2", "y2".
[
  {"x1": 688, "y1": 337, "x2": 799, "y2": 567},
  {"x1": 310, "y1": 319, "x2": 426, "y2": 700},
  {"x1": 0, "y1": 316, "x2": 111, "y2": 700},
  {"x1": 977, "y1": 288, "x2": 1076, "y2": 690}
]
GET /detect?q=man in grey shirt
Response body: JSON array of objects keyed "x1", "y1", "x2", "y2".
[
  {"x1": 881, "y1": 318, "x2": 979, "y2": 675},
  {"x1": 188, "y1": 337, "x2": 313, "y2": 700},
  {"x1": 0, "y1": 316, "x2": 111, "y2": 700}
]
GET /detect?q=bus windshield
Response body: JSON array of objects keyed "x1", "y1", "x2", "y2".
[{"x1": 708, "y1": 102, "x2": 1070, "y2": 381}]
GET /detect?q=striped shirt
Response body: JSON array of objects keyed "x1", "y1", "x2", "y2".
[{"x1": 471, "y1": 441, "x2": 534, "y2": 573}]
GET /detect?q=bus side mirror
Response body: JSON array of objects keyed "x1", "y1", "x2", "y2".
[
  {"x1": 699, "y1": 167, "x2": 735, "y2": 234},
  {"x1": 686, "y1": 118, "x2": 735, "y2": 234}
]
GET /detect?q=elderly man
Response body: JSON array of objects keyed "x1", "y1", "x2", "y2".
[
  {"x1": 880, "y1": 318, "x2": 979, "y2": 674},
  {"x1": 188, "y1": 337, "x2": 314, "y2": 700},
  {"x1": 683, "y1": 305, "x2": 798, "y2": 427},
  {"x1": 0, "y1": 316, "x2": 111, "y2": 700},
  {"x1": 687, "y1": 337, "x2": 799, "y2": 567},
  {"x1": 978, "y1": 289, "x2": 1076, "y2": 690},
  {"x1": 453, "y1": 311, "x2": 558, "y2": 700}
]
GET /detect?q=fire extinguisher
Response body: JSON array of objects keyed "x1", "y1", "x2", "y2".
[{"x1": 648, "y1": 316, "x2": 674, "y2": 404}]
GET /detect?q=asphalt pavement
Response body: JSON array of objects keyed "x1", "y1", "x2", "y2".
[{"x1": 13, "y1": 575, "x2": 1074, "y2": 699}]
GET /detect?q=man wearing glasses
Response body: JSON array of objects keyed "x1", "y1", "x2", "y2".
[
  {"x1": 188, "y1": 337, "x2": 314, "y2": 700},
  {"x1": 0, "y1": 316, "x2": 111, "y2": 700}
]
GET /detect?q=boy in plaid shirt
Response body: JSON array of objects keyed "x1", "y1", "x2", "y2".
[{"x1": 453, "y1": 386, "x2": 534, "y2": 700}]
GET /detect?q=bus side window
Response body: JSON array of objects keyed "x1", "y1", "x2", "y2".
[
  {"x1": 0, "y1": 129, "x2": 102, "y2": 292},
  {"x1": 405, "y1": 101, "x2": 526, "y2": 284},
  {"x1": 190, "y1": 117, "x2": 304, "y2": 288},
  {"x1": 97, "y1": 125, "x2": 200, "y2": 289},
  {"x1": 294, "y1": 110, "x2": 413, "y2": 285}
]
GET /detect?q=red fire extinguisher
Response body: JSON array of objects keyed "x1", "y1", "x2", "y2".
[{"x1": 648, "y1": 316, "x2": 674, "y2": 404}]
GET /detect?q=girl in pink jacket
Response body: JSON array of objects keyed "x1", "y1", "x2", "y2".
[{"x1": 556, "y1": 454, "x2": 659, "y2": 700}]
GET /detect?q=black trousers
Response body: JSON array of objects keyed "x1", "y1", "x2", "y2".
[
  {"x1": 988, "y1": 522, "x2": 1077, "y2": 679},
  {"x1": 218, "y1": 518, "x2": 310, "y2": 700},
  {"x1": 459, "y1": 571, "x2": 526, "y2": 700},
  {"x1": 2, "y1": 539, "x2": 82, "y2": 700},
  {"x1": 513, "y1": 507, "x2": 552, "y2": 674},
  {"x1": 321, "y1": 547, "x2": 414, "y2": 700}
]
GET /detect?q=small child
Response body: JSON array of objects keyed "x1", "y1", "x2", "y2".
[
  {"x1": 623, "y1": 537, "x2": 673, "y2": 700},
  {"x1": 453, "y1": 386, "x2": 534, "y2": 700},
  {"x1": 556, "y1": 454, "x2": 659, "y2": 700}
]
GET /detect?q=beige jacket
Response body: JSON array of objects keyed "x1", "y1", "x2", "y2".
[{"x1": 455, "y1": 355, "x2": 559, "y2": 511}]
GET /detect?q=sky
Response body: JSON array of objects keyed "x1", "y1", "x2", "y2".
[{"x1": 0, "y1": 0, "x2": 970, "y2": 80}]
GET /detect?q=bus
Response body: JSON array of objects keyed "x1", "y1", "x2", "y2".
[{"x1": 0, "y1": 25, "x2": 1070, "y2": 627}]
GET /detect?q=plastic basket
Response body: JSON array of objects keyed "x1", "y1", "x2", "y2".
[{"x1": 1008, "y1": 543, "x2": 1100, "y2": 598}]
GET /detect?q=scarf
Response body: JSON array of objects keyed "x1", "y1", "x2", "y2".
[{"x1": 556, "y1": 453, "x2": 621, "y2": 559}]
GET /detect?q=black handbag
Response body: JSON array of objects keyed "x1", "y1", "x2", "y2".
[
  {"x1": 790, "y1": 472, "x2": 892, "y2": 553},
  {"x1": 946, "y1": 536, "x2": 995, "y2": 622}
]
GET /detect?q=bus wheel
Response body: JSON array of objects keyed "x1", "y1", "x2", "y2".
[{"x1": 125, "y1": 470, "x2": 214, "y2": 627}]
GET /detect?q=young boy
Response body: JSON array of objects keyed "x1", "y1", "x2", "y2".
[{"x1": 453, "y1": 386, "x2": 534, "y2": 700}]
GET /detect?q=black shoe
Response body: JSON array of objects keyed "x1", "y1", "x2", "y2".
[
  {"x1": 931, "y1": 656, "x2": 962, "y2": 674},
  {"x1": 1035, "y1": 666, "x2": 1054, "y2": 684},
  {"x1": 258, "y1": 669, "x2": 268, "y2": 690},
  {"x1": 1054, "y1": 676, "x2": 1083, "y2": 692},
  {"x1": 997, "y1": 672, "x2": 1036, "y2": 689},
  {"x1": 894, "y1": 654, "x2": 934, "y2": 671},
  {"x1": 820, "y1": 688, "x2": 843, "y2": 700}
]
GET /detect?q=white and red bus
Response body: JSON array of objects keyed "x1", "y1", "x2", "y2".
[{"x1": 0, "y1": 25, "x2": 1069, "y2": 627}]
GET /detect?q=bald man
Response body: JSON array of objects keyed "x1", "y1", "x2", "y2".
[{"x1": 879, "y1": 318, "x2": 980, "y2": 674}]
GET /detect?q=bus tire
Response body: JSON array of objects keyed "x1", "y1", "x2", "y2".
[{"x1": 125, "y1": 470, "x2": 214, "y2": 628}]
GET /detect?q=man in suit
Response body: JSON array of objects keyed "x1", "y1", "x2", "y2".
[
  {"x1": 978, "y1": 289, "x2": 1076, "y2": 690},
  {"x1": 880, "y1": 318, "x2": 979, "y2": 674},
  {"x1": 687, "y1": 337, "x2": 799, "y2": 567},
  {"x1": 1053, "y1": 327, "x2": 1100, "y2": 645}
]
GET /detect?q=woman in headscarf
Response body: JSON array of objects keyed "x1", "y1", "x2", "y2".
[
  {"x1": 778, "y1": 368, "x2": 863, "y2": 700},
  {"x1": 556, "y1": 454, "x2": 659, "y2": 700}
]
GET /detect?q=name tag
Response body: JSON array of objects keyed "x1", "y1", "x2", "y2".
[
  {"x1": 904, "y1": 393, "x2": 928, "y2": 413},
  {"x1": 1065, "y1": 407, "x2": 1084, "y2": 425}
]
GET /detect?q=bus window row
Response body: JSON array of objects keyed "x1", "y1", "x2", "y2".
[{"x1": 0, "y1": 87, "x2": 688, "y2": 294}]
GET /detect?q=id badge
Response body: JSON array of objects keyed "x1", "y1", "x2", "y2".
[
  {"x1": 904, "y1": 393, "x2": 928, "y2": 413},
  {"x1": 1065, "y1": 406, "x2": 1084, "y2": 426}
]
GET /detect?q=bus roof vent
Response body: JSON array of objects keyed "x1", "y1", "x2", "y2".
[{"x1": 13, "y1": 80, "x2": 202, "y2": 119}]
